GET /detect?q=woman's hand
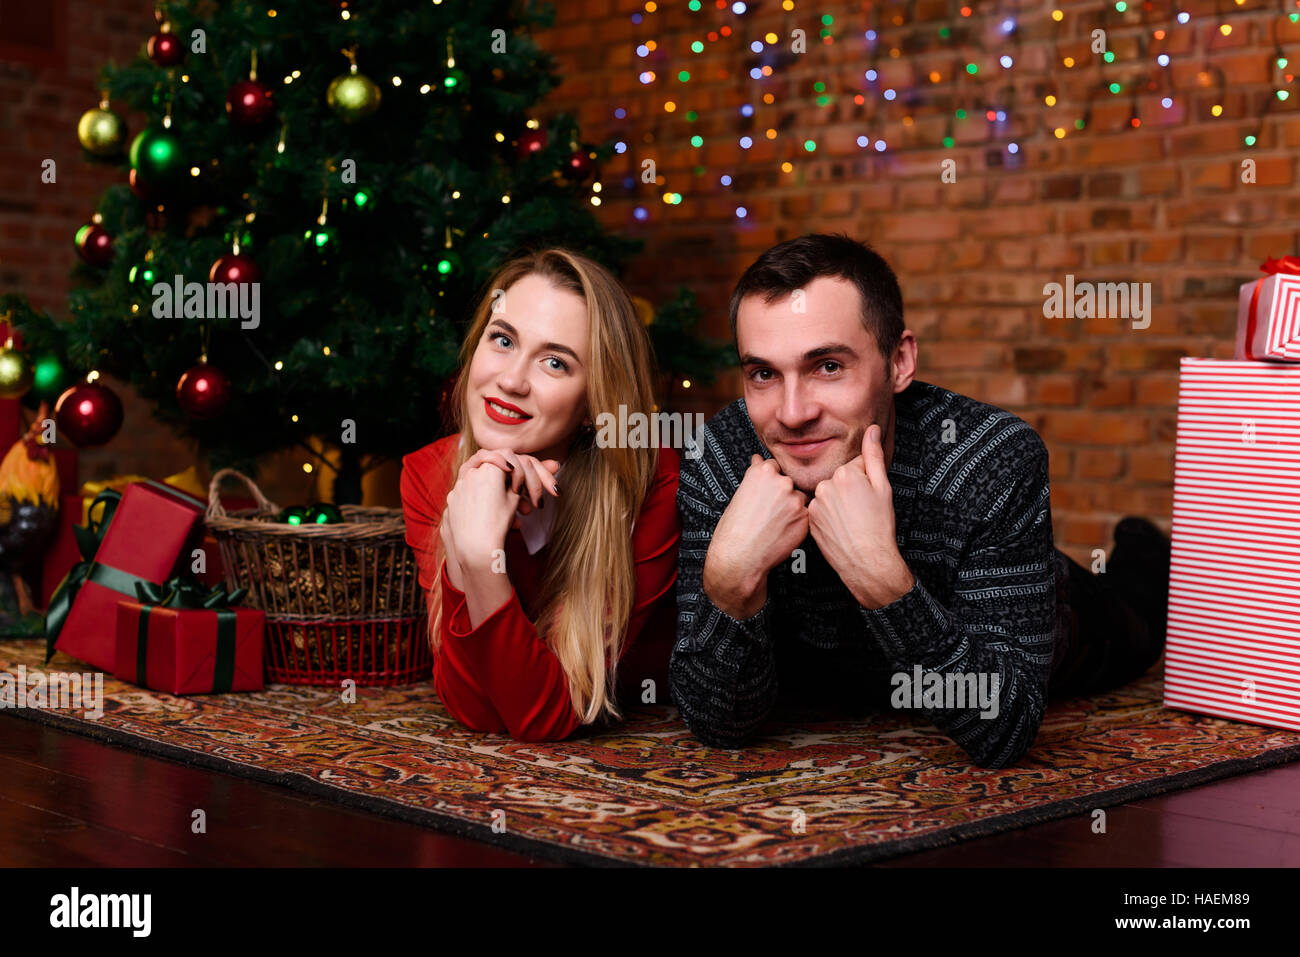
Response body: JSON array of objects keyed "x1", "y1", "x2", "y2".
[
  {"x1": 457, "y1": 448, "x2": 560, "y2": 515},
  {"x1": 439, "y1": 509, "x2": 467, "y2": 591},
  {"x1": 443, "y1": 460, "x2": 523, "y2": 573}
]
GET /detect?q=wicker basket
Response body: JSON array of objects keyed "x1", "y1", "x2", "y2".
[{"x1": 205, "y1": 468, "x2": 431, "y2": 686}]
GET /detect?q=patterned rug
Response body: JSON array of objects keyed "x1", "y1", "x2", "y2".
[{"x1": 4, "y1": 638, "x2": 1299, "y2": 867}]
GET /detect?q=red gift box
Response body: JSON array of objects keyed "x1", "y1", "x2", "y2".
[
  {"x1": 47, "y1": 481, "x2": 205, "y2": 671},
  {"x1": 41, "y1": 484, "x2": 235, "y2": 606},
  {"x1": 115, "y1": 599, "x2": 264, "y2": 694}
]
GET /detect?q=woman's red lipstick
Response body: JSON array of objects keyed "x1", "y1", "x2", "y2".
[{"x1": 484, "y1": 396, "x2": 532, "y2": 425}]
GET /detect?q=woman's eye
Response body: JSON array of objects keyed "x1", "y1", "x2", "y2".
[
  {"x1": 491, "y1": 333, "x2": 512, "y2": 348},
  {"x1": 544, "y1": 356, "x2": 569, "y2": 373}
]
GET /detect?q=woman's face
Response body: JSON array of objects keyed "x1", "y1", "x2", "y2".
[{"x1": 464, "y1": 273, "x2": 591, "y2": 462}]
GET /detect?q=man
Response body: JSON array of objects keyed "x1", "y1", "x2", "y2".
[{"x1": 671, "y1": 233, "x2": 1170, "y2": 769}]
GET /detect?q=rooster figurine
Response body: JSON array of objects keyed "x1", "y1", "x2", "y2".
[{"x1": 0, "y1": 404, "x2": 60, "y2": 634}]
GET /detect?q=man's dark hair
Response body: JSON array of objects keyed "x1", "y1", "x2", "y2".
[{"x1": 727, "y1": 233, "x2": 905, "y2": 365}]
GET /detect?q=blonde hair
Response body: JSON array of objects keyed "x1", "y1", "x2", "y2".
[{"x1": 429, "y1": 248, "x2": 659, "y2": 726}]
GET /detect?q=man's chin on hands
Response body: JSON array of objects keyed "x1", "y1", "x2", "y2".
[
  {"x1": 765, "y1": 431, "x2": 853, "y2": 495},
  {"x1": 702, "y1": 453, "x2": 810, "y2": 620},
  {"x1": 807, "y1": 424, "x2": 916, "y2": 611}
]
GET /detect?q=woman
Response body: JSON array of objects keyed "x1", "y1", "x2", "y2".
[{"x1": 400, "y1": 248, "x2": 680, "y2": 742}]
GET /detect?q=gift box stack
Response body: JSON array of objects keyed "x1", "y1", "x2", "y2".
[
  {"x1": 44, "y1": 480, "x2": 264, "y2": 695},
  {"x1": 1164, "y1": 258, "x2": 1300, "y2": 731}
]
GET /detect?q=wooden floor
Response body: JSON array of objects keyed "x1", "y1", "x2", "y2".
[{"x1": 3, "y1": 714, "x2": 1298, "y2": 867}]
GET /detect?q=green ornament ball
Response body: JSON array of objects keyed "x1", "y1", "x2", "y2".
[
  {"x1": 442, "y1": 68, "x2": 468, "y2": 94},
  {"x1": 327, "y1": 72, "x2": 381, "y2": 122},
  {"x1": 434, "y1": 250, "x2": 462, "y2": 282},
  {"x1": 128, "y1": 262, "x2": 159, "y2": 291},
  {"x1": 77, "y1": 106, "x2": 127, "y2": 157},
  {"x1": 30, "y1": 353, "x2": 70, "y2": 404},
  {"x1": 305, "y1": 224, "x2": 338, "y2": 254},
  {"x1": 277, "y1": 505, "x2": 311, "y2": 525},
  {"x1": 306, "y1": 503, "x2": 344, "y2": 525},
  {"x1": 129, "y1": 127, "x2": 185, "y2": 185}
]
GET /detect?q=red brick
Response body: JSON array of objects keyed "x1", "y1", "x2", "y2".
[
  {"x1": 1038, "y1": 412, "x2": 1151, "y2": 444},
  {"x1": 1133, "y1": 374, "x2": 1185, "y2": 408},
  {"x1": 1034, "y1": 375, "x2": 1083, "y2": 406},
  {"x1": 1130, "y1": 446, "x2": 1175, "y2": 483},
  {"x1": 1078, "y1": 449, "x2": 1125, "y2": 479}
]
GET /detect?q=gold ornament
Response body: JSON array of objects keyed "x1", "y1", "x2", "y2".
[
  {"x1": 0, "y1": 340, "x2": 33, "y2": 399},
  {"x1": 327, "y1": 49, "x2": 381, "y2": 122},
  {"x1": 77, "y1": 104, "x2": 127, "y2": 157},
  {"x1": 327, "y1": 73, "x2": 381, "y2": 121}
]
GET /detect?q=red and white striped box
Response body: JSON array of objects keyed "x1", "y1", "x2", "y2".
[
  {"x1": 1165, "y1": 358, "x2": 1300, "y2": 730},
  {"x1": 1234, "y1": 271, "x2": 1300, "y2": 361}
]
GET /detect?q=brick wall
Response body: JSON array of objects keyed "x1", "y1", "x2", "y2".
[
  {"x1": 2, "y1": 0, "x2": 1296, "y2": 563},
  {"x1": 532, "y1": 0, "x2": 1300, "y2": 565}
]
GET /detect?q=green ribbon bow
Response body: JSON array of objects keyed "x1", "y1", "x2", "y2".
[
  {"x1": 133, "y1": 577, "x2": 248, "y2": 610},
  {"x1": 44, "y1": 489, "x2": 123, "y2": 664},
  {"x1": 131, "y1": 576, "x2": 248, "y2": 694},
  {"x1": 43, "y1": 480, "x2": 209, "y2": 664}
]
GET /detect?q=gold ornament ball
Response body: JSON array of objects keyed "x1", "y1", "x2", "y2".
[
  {"x1": 0, "y1": 345, "x2": 34, "y2": 399},
  {"x1": 77, "y1": 107, "x2": 127, "y2": 156},
  {"x1": 326, "y1": 73, "x2": 381, "y2": 122}
]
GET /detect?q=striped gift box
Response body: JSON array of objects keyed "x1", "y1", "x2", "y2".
[
  {"x1": 1164, "y1": 358, "x2": 1300, "y2": 730},
  {"x1": 1235, "y1": 272, "x2": 1300, "y2": 362}
]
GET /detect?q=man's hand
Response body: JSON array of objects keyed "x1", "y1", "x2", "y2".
[
  {"x1": 703, "y1": 454, "x2": 809, "y2": 619},
  {"x1": 807, "y1": 424, "x2": 915, "y2": 610}
]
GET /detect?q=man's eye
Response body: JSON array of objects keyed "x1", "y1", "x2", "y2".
[
  {"x1": 750, "y1": 369, "x2": 773, "y2": 381},
  {"x1": 820, "y1": 361, "x2": 842, "y2": 374}
]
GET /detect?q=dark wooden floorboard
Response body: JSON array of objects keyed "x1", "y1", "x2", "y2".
[
  {"x1": 3, "y1": 714, "x2": 1297, "y2": 867},
  {"x1": 0, "y1": 717, "x2": 560, "y2": 867}
]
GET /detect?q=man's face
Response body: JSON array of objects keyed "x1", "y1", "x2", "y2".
[{"x1": 737, "y1": 276, "x2": 896, "y2": 493}]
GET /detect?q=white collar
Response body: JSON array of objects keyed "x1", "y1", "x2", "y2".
[{"x1": 458, "y1": 436, "x2": 561, "y2": 555}]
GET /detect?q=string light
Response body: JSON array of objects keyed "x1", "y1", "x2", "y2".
[{"x1": 609, "y1": 3, "x2": 1272, "y2": 215}]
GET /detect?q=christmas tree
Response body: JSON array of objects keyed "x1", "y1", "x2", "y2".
[{"x1": 13, "y1": 0, "x2": 726, "y2": 503}]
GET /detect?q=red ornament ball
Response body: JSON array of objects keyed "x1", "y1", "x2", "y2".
[
  {"x1": 128, "y1": 167, "x2": 155, "y2": 201},
  {"x1": 516, "y1": 128, "x2": 547, "y2": 159},
  {"x1": 209, "y1": 253, "x2": 261, "y2": 285},
  {"x1": 147, "y1": 32, "x2": 183, "y2": 67},
  {"x1": 226, "y1": 80, "x2": 275, "y2": 127},
  {"x1": 75, "y1": 223, "x2": 113, "y2": 266},
  {"x1": 563, "y1": 147, "x2": 595, "y2": 182},
  {"x1": 176, "y1": 362, "x2": 231, "y2": 419},
  {"x1": 54, "y1": 382, "x2": 124, "y2": 447}
]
